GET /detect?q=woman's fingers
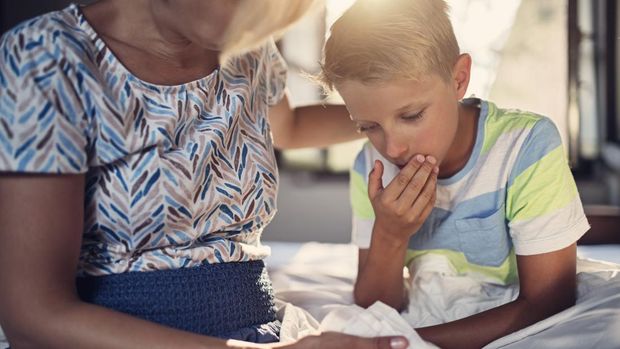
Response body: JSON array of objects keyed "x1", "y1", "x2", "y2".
[
  {"x1": 299, "y1": 333, "x2": 409, "y2": 349},
  {"x1": 362, "y1": 336, "x2": 409, "y2": 349}
]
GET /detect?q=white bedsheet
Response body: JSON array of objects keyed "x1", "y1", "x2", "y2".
[
  {"x1": 1, "y1": 243, "x2": 618, "y2": 348},
  {"x1": 267, "y1": 242, "x2": 620, "y2": 349}
]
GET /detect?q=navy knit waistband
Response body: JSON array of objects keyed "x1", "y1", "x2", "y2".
[{"x1": 76, "y1": 260, "x2": 278, "y2": 339}]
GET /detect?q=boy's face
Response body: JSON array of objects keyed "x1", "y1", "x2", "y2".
[{"x1": 337, "y1": 75, "x2": 461, "y2": 169}]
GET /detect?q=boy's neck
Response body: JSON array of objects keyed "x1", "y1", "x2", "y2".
[{"x1": 438, "y1": 102, "x2": 480, "y2": 179}]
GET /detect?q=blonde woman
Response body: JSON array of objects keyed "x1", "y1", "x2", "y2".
[{"x1": 0, "y1": 1, "x2": 408, "y2": 348}]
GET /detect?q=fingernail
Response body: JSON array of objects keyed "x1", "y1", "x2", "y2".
[
  {"x1": 415, "y1": 154, "x2": 425, "y2": 163},
  {"x1": 433, "y1": 166, "x2": 439, "y2": 174},
  {"x1": 426, "y1": 155, "x2": 436, "y2": 165},
  {"x1": 390, "y1": 337, "x2": 408, "y2": 349}
]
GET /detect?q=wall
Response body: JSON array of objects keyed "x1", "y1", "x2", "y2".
[{"x1": 263, "y1": 172, "x2": 352, "y2": 243}]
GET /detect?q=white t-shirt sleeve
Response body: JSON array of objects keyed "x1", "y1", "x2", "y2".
[{"x1": 506, "y1": 118, "x2": 590, "y2": 255}]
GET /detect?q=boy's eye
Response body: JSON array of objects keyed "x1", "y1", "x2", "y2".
[
  {"x1": 357, "y1": 124, "x2": 377, "y2": 133},
  {"x1": 401, "y1": 111, "x2": 424, "y2": 121}
]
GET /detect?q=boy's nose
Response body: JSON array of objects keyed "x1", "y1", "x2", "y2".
[{"x1": 385, "y1": 138, "x2": 407, "y2": 160}]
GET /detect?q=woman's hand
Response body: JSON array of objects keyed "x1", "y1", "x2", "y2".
[
  {"x1": 368, "y1": 155, "x2": 438, "y2": 245},
  {"x1": 229, "y1": 332, "x2": 409, "y2": 349},
  {"x1": 292, "y1": 333, "x2": 408, "y2": 349}
]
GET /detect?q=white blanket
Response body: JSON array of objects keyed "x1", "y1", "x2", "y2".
[
  {"x1": 2, "y1": 243, "x2": 618, "y2": 349},
  {"x1": 320, "y1": 302, "x2": 438, "y2": 349},
  {"x1": 269, "y1": 242, "x2": 620, "y2": 349}
]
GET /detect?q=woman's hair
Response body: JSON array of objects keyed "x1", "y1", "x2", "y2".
[
  {"x1": 318, "y1": 0, "x2": 460, "y2": 91},
  {"x1": 220, "y1": 0, "x2": 321, "y2": 62}
]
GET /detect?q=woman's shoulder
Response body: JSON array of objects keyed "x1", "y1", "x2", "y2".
[
  {"x1": 217, "y1": 37, "x2": 287, "y2": 105},
  {"x1": 223, "y1": 37, "x2": 285, "y2": 78},
  {"x1": 0, "y1": 5, "x2": 97, "y2": 174},
  {"x1": 1, "y1": 5, "x2": 97, "y2": 77}
]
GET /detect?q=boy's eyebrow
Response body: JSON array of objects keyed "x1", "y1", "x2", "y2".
[
  {"x1": 395, "y1": 102, "x2": 422, "y2": 114},
  {"x1": 350, "y1": 116, "x2": 375, "y2": 124},
  {"x1": 350, "y1": 102, "x2": 425, "y2": 122}
]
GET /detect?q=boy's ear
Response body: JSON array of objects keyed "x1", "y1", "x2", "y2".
[{"x1": 452, "y1": 53, "x2": 472, "y2": 100}]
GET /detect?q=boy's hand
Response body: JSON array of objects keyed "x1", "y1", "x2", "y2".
[{"x1": 368, "y1": 155, "x2": 438, "y2": 244}]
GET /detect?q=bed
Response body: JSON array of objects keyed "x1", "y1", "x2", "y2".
[
  {"x1": 1, "y1": 243, "x2": 618, "y2": 348},
  {"x1": 265, "y1": 241, "x2": 620, "y2": 348}
]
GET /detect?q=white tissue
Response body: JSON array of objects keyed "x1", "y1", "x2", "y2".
[{"x1": 320, "y1": 302, "x2": 439, "y2": 349}]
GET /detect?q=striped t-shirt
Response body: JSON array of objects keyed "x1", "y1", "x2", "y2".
[{"x1": 350, "y1": 99, "x2": 590, "y2": 285}]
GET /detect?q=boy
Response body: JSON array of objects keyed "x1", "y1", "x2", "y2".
[{"x1": 318, "y1": 0, "x2": 590, "y2": 348}]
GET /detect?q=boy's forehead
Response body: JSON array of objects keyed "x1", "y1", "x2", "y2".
[
  {"x1": 338, "y1": 77, "x2": 439, "y2": 97},
  {"x1": 338, "y1": 79, "x2": 436, "y2": 120}
]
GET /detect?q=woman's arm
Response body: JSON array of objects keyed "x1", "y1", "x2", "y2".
[
  {"x1": 268, "y1": 93, "x2": 362, "y2": 149},
  {"x1": 417, "y1": 243, "x2": 577, "y2": 349},
  {"x1": 354, "y1": 157, "x2": 437, "y2": 310},
  {"x1": 0, "y1": 174, "x2": 408, "y2": 349},
  {"x1": 0, "y1": 173, "x2": 239, "y2": 349}
]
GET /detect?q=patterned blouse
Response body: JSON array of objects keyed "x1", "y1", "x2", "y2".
[{"x1": 0, "y1": 4, "x2": 286, "y2": 276}]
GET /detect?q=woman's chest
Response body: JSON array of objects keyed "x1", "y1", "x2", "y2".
[{"x1": 84, "y1": 82, "x2": 279, "y2": 236}]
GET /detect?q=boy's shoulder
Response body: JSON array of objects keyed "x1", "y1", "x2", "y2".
[
  {"x1": 486, "y1": 101, "x2": 546, "y2": 128},
  {"x1": 481, "y1": 100, "x2": 560, "y2": 154}
]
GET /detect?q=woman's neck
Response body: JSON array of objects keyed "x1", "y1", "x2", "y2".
[{"x1": 82, "y1": 0, "x2": 221, "y2": 85}]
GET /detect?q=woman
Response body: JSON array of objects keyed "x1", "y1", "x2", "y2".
[{"x1": 0, "y1": 1, "x2": 408, "y2": 348}]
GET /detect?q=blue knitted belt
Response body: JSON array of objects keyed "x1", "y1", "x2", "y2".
[{"x1": 76, "y1": 260, "x2": 279, "y2": 342}]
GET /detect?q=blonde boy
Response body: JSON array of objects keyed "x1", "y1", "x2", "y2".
[{"x1": 319, "y1": 0, "x2": 590, "y2": 348}]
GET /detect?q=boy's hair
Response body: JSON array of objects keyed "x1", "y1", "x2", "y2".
[
  {"x1": 220, "y1": 0, "x2": 320, "y2": 63},
  {"x1": 318, "y1": 0, "x2": 460, "y2": 91}
]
